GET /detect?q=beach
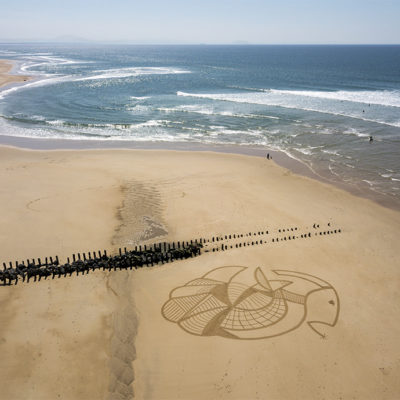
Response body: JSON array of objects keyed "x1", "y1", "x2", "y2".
[
  {"x1": 1, "y1": 45, "x2": 399, "y2": 208},
  {"x1": 0, "y1": 59, "x2": 30, "y2": 88},
  {"x1": 0, "y1": 145, "x2": 399, "y2": 399}
]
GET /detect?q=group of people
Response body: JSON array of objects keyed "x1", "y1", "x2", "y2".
[{"x1": 0, "y1": 242, "x2": 203, "y2": 286}]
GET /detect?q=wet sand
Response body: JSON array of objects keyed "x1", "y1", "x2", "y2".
[
  {"x1": 0, "y1": 59, "x2": 31, "y2": 88},
  {"x1": 0, "y1": 145, "x2": 399, "y2": 399},
  {"x1": 0, "y1": 134, "x2": 397, "y2": 211}
]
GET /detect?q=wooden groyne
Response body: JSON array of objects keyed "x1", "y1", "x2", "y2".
[{"x1": 0, "y1": 222, "x2": 341, "y2": 286}]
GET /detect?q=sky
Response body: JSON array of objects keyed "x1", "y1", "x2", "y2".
[{"x1": 0, "y1": 0, "x2": 399, "y2": 44}]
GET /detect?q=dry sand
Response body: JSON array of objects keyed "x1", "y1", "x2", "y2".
[
  {"x1": 0, "y1": 145, "x2": 399, "y2": 400},
  {"x1": 0, "y1": 59, "x2": 31, "y2": 88}
]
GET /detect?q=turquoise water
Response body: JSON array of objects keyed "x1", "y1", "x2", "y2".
[{"x1": 0, "y1": 44, "x2": 399, "y2": 204}]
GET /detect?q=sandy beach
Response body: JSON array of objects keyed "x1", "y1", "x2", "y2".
[
  {"x1": 0, "y1": 59, "x2": 31, "y2": 88},
  {"x1": 0, "y1": 145, "x2": 399, "y2": 399}
]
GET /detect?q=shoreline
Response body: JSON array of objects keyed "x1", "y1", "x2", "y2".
[
  {"x1": 0, "y1": 59, "x2": 31, "y2": 88},
  {"x1": 0, "y1": 134, "x2": 398, "y2": 212},
  {"x1": 0, "y1": 58, "x2": 397, "y2": 213}
]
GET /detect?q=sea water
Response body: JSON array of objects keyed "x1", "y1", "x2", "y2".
[{"x1": 0, "y1": 44, "x2": 399, "y2": 205}]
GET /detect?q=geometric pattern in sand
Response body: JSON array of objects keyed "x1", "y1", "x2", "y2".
[{"x1": 162, "y1": 266, "x2": 340, "y2": 340}]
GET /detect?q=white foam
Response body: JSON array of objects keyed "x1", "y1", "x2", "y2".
[
  {"x1": 0, "y1": 75, "x2": 72, "y2": 99},
  {"x1": 321, "y1": 149, "x2": 339, "y2": 155},
  {"x1": 46, "y1": 119, "x2": 65, "y2": 126},
  {"x1": 328, "y1": 164, "x2": 341, "y2": 177},
  {"x1": 0, "y1": 115, "x2": 175, "y2": 142},
  {"x1": 19, "y1": 55, "x2": 88, "y2": 73},
  {"x1": 268, "y1": 89, "x2": 400, "y2": 108},
  {"x1": 130, "y1": 96, "x2": 150, "y2": 100},
  {"x1": 294, "y1": 147, "x2": 313, "y2": 155},
  {"x1": 362, "y1": 179, "x2": 375, "y2": 186},
  {"x1": 0, "y1": 50, "x2": 18, "y2": 54},
  {"x1": 133, "y1": 120, "x2": 167, "y2": 128},
  {"x1": 76, "y1": 67, "x2": 190, "y2": 82},
  {"x1": 126, "y1": 105, "x2": 151, "y2": 114},
  {"x1": 177, "y1": 91, "x2": 400, "y2": 128},
  {"x1": 343, "y1": 128, "x2": 370, "y2": 138},
  {"x1": 0, "y1": 56, "x2": 190, "y2": 99},
  {"x1": 158, "y1": 105, "x2": 279, "y2": 120}
]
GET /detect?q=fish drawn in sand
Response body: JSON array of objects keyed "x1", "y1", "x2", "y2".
[{"x1": 162, "y1": 266, "x2": 339, "y2": 339}]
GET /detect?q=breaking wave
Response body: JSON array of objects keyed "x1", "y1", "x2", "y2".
[
  {"x1": 0, "y1": 67, "x2": 191, "y2": 100},
  {"x1": 177, "y1": 90, "x2": 400, "y2": 128},
  {"x1": 75, "y1": 67, "x2": 190, "y2": 82},
  {"x1": 267, "y1": 89, "x2": 400, "y2": 108}
]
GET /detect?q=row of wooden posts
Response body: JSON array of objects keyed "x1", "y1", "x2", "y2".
[
  {"x1": 0, "y1": 241, "x2": 203, "y2": 286},
  {"x1": 1, "y1": 225, "x2": 341, "y2": 286},
  {"x1": 205, "y1": 228, "x2": 342, "y2": 252}
]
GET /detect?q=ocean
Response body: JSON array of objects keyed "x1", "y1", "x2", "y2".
[{"x1": 0, "y1": 44, "x2": 399, "y2": 206}]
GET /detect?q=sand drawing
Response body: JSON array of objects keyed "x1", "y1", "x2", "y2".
[{"x1": 162, "y1": 266, "x2": 340, "y2": 339}]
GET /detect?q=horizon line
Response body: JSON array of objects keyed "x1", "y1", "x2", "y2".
[{"x1": 0, "y1": 41, "x2": 399, "y2": 46}]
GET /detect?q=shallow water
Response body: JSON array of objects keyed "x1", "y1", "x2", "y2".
[{"x1": 0, "y1": 44, "x2": 399, "y2": 205}]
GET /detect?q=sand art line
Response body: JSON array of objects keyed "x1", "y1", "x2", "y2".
[
  {"x1": 0, "y1": 222, "x2": 341, "y2": 286},
  {"x1": 162, "y1": 266, "x2": 340, "y2": 339}
]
